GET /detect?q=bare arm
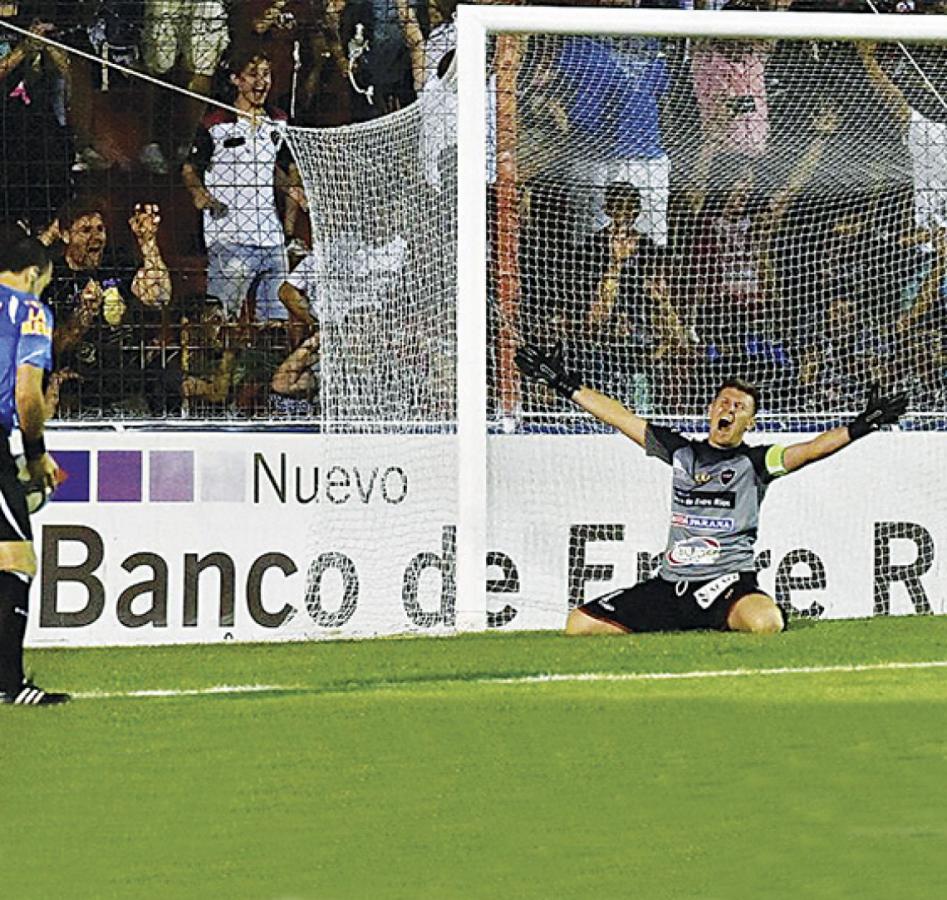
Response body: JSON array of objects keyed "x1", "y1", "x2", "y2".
[
  {"x1": 781, "y1": 425, "x2": 852, "y2": 473},
  {"x1": 16, "y1": 363, "x2": 59, "y2": 489},
  {"x1": 515, "y1": 342, "x2": 648, "y2": 448},
  {"x1": 275, "y1": 163, "x2": 308, "y2": 212},
  {"x1": 783, "y1": 384, "x2": 907, "y2": 472},
  {"x1": 0, "y1": 41, "x2": 28, "y2": 82},
  {"x1": 43, "y1": 368, "x2": 79, "y2": 420},
  {"x1": 53, "y1": 278, "x2": 103, "y2": 356},
  {"x1": 181, "y1": 162, "x2": 217, "y2": 211},
  {"x1": 0, "y1": 22, "x2": 57, "y2": 83},
  {"x1": 129, "y1": 204, "x2": 172, "y2": 307},
  {"x1": 589, "y1": 261, "x2": 622, "y2": 331},
  {"x1": 572, "y1": 386, "x2": 648, "y2": 448},
  {"x1": 684, "y1": 138, "x2": 717, "y2": 219},
  {"x1": 856, "y1": 41, "x2": 911, "y2": 133},
  {"x1": 397, "y1": 0, "x2": 426, "y2": 91},
  {"x1": 16, "y1": 363, "x2": 46, "y2": 444},
  {"x1": 769, "y1": 106, "x2": 837, "y2": 225},
  {"x1": 271, "y1": 333, "x2": 319, "y2": 398},
  {"x1": 278, "y1": 282, "x2": 316, "y2": 330},
  {"x1": 589, "y1": 234, "x2": 639, "y2": 330}
]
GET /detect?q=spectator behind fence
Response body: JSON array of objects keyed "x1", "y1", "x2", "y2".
[
  {"x1": 228, "y1": 1, "x2": 329, "y2": 118},
  {"x1": 181, "y1": 304, "x2": 293, "y2": 416},
  {"x1": 555, "y1": 184, "x2": 691, "y2": 414},
  {"x1": 685, "y1": 105, "x2": 839, "y2": 398},
  {"x1": 0, "y1": 15, "x2": 75, "y2": 225},
  {"x1": 44, "y1": 197, "x2": 174, "y2": 417},
  {"x1": 297, "y1": 0, "x2": 353, "y2": 128},
  {"x1": 182, "y1": 46, "x2": 308, "y2": 323},
  {"x1": 855, "y1": 40, "x2": 947, "y2": 233},
  {"x1": 139, "y1": 0, "x2": 230, "y2": 174},
  {"x1": 798, "y1": 290, "x2": 889, "y2": 412},
  {"x1": 691, "y1": 31, "x2": 770, "y2": 160},
  {"x1": 888, "y1": 226, "x2": 947, "y2": 411},
  {"x1": 269, "y1": 328, "x2": 320, "y2": 417},
  {"x1": 67, "y1": 0, "x2": 139, "y2": 172},
  {"x1": 549, "y1": 35, "x2": 672, "y2": 246},
  {"x1": 414, "y1": 0, "x2": 457, "y2": 94},
  {"x1": 180, "y1": 302, "x2": 240, "y2": 415},
  {"x1": 767, "y1": 9, "x2": 913, "y2": 237}
]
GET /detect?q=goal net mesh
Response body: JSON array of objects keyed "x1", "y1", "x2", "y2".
[
  {"x1": 482, "y1": 28, "x2": 947, "y2": 625},
  {"x1": 284, "y1": 78, "x2": 460, "y2": 636},
  {"x1": 490, "y1": 32, "x2": 947, "y2": 427}
]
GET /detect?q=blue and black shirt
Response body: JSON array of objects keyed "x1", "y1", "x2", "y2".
[{"x1": 0, "y1": 283, "x2": 54, "y2": 436}]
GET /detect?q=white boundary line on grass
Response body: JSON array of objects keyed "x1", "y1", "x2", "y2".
[
  {"x1": 68, "y1": 660, "x2": 947, "y2": 701},
  {"x1": 490, "y1": 659, "x2": 947, "y2": 685},
  {"x1": 73, "y1": 684, "x2": 289, "y2": 700}
]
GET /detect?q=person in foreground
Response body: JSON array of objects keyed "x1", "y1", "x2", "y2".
[
  {"x1": 0, "y1": 227, "x2": 67, "y2": 705},
  {"x1": 515, "y1": 343, "x2": 908, "y2": 636}
]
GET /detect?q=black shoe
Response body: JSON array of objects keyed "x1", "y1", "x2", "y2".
[{"x1": 0, "y1": 682, "x2": 71, "y2": 706}]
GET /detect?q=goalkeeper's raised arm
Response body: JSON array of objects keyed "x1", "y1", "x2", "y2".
[
  {"x1": 514, "y1": 344, "x2": 909, "y2": 639},
  {"x1": 780, "y1": 383, "x2": 908, "y2": 474},
  {"x1": 514, "y1": 342, "x2": 648, "y2": 447}
]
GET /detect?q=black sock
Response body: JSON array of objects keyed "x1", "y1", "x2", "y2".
[{"x1": 0, "y1": 572, "x2": 30, "y2": 693}]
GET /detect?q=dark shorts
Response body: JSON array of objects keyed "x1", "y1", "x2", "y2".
[
  {"x1": 0, "y1": 450, "x2": 32, "y2": 544},
  {"x1": 579, "y1": 572, "x2": 769, "y2": 633}
]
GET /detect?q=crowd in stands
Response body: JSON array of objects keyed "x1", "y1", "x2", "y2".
[
  {"x1": 0, "y1": 0, "x2": 460, "y2": 421},
  {"x1": 512, "y1": 0, "x2": 947, "y2": 419},
  {"x1": 0, "y1": 0, "x2": 942, "y2": 422}
]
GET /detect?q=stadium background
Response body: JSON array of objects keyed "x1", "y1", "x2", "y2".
[
  {"x1": 2, "y1": 0, "x2": 944, "y2": 424},
  {"x1": 5, "y1": 6, "x2": 947, "y2": 899},
  {"x1": 0, "y1": 0, "x2": 943, "y2": 645}
]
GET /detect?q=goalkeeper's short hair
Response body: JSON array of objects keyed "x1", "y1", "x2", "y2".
[{"x1": 716, "y1": 378, "x2": 761, "y2": 415}]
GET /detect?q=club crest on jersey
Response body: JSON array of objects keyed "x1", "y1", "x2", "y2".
[
  {"x1": 720, "y1": 468, "x2": 736, "y2": 485},
  {"x1": 21, "y1": 306, "x2": 51, "y2": 338},
  {"x1": 667, "y1": 536, "x2": 721, "y2": 567}
]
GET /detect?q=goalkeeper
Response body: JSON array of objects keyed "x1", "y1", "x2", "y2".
[{"x1": 515, "y1": 344, "x2": 907, "y2": 636}]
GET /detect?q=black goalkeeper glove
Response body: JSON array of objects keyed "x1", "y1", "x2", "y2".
[
  {"x1": 848, "y1": 382, "x2": 908, "y2": 441},
  {"x1": 514, "y1": 341, "x2": 583, "y2": 400}
]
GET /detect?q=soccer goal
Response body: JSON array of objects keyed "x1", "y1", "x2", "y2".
[{"x1": 455, "y1": 6, "x2": 947, "y2": 628}]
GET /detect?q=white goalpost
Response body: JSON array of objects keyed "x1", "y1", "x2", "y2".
[{"x1": 455, "y1": 7, "x2": 947, "y2": 627}]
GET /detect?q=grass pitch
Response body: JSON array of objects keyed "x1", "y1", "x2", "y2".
[{"x1": 6, "y1": 617, "x2": 947, "y2": 900}]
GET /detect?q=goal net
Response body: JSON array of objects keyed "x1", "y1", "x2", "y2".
[
  {"x1": 458, "y1": 7, "x2": 947, "y2": 628},
  {"x1": 284, "y1": 74, "x2": 467, "y2": 636}
]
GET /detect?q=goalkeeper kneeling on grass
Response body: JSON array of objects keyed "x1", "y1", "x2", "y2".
[{"x1": 515, "y1": 343, "x2": 907, "y2": 636}]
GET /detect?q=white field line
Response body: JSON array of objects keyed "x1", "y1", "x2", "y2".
[
  {"x1": 67, "y1": 659, "x2": 947, "y2": 701},
  {"x1": 73, "y1": 684, "x2": 291, "y2": 700},
  {"x1": 490, "y1": 659, "x2": 947, "y2": 685}
]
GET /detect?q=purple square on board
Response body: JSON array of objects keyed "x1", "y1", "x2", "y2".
[
  {"x1": 50, "y1": 451, "x2": 90, "y2": 502},
  {"x1": 97, "y1": 451, "x2": 142, "y2": 502},
  {"x1": 149, "y1": 451, "x2": 194, "y2": 502}
]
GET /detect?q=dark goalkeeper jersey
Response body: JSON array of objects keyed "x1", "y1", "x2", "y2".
[{"x1": 645, "y1": 425, "x2": 789, "y2": 582}]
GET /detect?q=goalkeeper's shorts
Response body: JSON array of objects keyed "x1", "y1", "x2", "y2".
[{"x1": 579, "y1": 572, "x2": 773, "y2": 633}]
